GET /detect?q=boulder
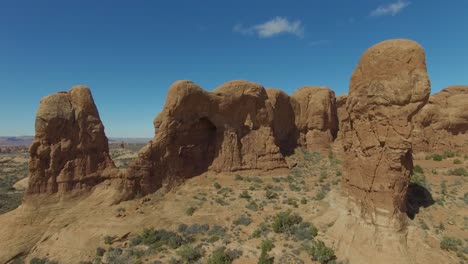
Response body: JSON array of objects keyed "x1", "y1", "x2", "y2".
[
  {"x1": 340, "y1": 39, "x2": 431, "y2": 227},
  {"x1": 413, "y1": 86, "x2": 468, "y2": 153},
  {"x1": 26, "y1": 85, "x2": 117, "y2": 196}
]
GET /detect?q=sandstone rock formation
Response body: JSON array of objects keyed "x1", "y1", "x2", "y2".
[
  {"x1": 413, "y1": 86, "x2": 468, "y2": 153},
  {"x1": 124, "y1": 81, "x2": 339, "y2": 197},
  {"x1": 26, "y1": 85, "x2": 117, "y2": 196},
  {"x1": 291, "y1": 86, "x2": 338, "y2": 151},
  {"x1": 340, "y1": 39, "x2": 431, "y2": 228}
]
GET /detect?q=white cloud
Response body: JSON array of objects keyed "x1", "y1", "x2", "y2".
[
  {"x1": 370, "y1": 1, "x2": 410, "y2": 17},
  {"x1": 234, "y1": 17, "x2": 304, "y2": 38},
  {"x1": 308, "y1": 39, "x2": 329, "y2": 46}
]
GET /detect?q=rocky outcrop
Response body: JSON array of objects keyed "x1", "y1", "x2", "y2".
[
  {"x1": 340, "y1": 39, "x2": 431, "y2": 228},
  {"x1": 124, "y1": 81, "x2": 339, "y2": 196},
  {"x1": 413, "y1": 86, "x2": 468, "y2": 153},
  {"x1": 26, "y1": 85, "x2": 117, "y2": 196},
  {"x1": 291, "y1": 87, "x2": 338, "y2": 151}
]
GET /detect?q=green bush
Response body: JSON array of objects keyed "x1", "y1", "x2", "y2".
[
  {"x1": 293, "y1": 222, "x2": 318, "y2": 241},
  {"x1": 448, "y1": 167, "x2": 467, "y2": 176},
  {"x1": 272, "y1": 211, "x2": 302, "y2": 233},
  {"x1": 96, "y1": 247, "x2": 106, "y2": 256},
  {"x1": 214, "y1": 182, "x2": 222, "y2": 190},
  {"x1": 265, "y1": 189, "x2": 278, "y2": 200},
  {"x1": 453, "y1": 159, "x2": 462, "y2": 164},
  {"x1": 410, "y1": 172, "x2": 427, "y2": 188},
  {"x1": 207, "y1": 247, "x2": 234, "y2": 264},
  {"x1": 131, "y1": 228, "x2": 184, "y2": 249},
  {"x1": 306, "y1": 240, "x2": 335, "y2": 264},
  {"x1": 103, "y1": 235, "x2": 115, "y2": 245},
  {"x1": 315, "y1": 184, "x2": 331, "y2": 200},
  {"x1": 464, "y1": 193, "x2": 468, "y2": 205},
  {"x1": 239, "y1": 190, "x2": 251, "y2": 199},
  {"x1": 185, "y1": 206, "x2": 196, "y2": 216},
  {"x1": 30, "y1": 258, "x2": 58, "y2": 264},
  {"x1": 246, "y1": 201, "x2": 259, "y2": 211},
  {"x1": 432, "y1": 154, "x2": 443, "y2": 161},
  {"x1": 443, "y1": 151, "x2": 455, "y2": 158},
  {"x1": 177, "y1": 244, "x2": 203, "y2": 262},
  {"x1": 413, "y1": 165, "x2": 424, "y2": 174},
  {"x1": 235, "y1": 174, "x2": 244, "y2": 181},
  {"x1": 440, "y1": 236, "x2": 462, "y2": 251},
  {"x1": 258, "y1": 239, "x2": 275, "y2": 264}
]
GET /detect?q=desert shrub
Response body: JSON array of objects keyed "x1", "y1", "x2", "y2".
[
  {"x1": 448, "y1": 167, "x2": 467, "y2": 176},
  {"x1": 419, "y1": 219, "x2": 429, "y2": 230},
  {"x1": 105, "y1": 248, "x2": 131, "y2": 264},
  {"x1": 286, "y1": 198, "x2": 298, "y2": 208},
  {"x1": 215, "y1": 197, "x2": 229, "y2": 206},
  {"x1": 239, "y1": 190, "x2": 251, "y2": 199},
  {"x1": 464, "y1": 193, "x2": 468, "y2": 205},
  {"x1": 265, "y1": 189, "x2": 278, "y2": 200},
  {"x1": 177, "y1": 244, "x2": 202, "y2": 262},
  {"x1": 272, "y1": 211, "x2": 302, "y2": 233},
  {"x1": 207, "y1": 247, "x2": 234, "y2": 264},
  {"x1": 208, "y1": 225, "x2": 227, "y2": 237},
  {"x1": 301, "y1": 197, "x2": 308, "y2": 204},
  {"x1": 184, "y1": 223, "x2": 210, "y2": 235},
  {"x1": 185, "y1": 206, "x2": 196, "y2": 216},
  {"x1": 132, "y1": 228, "x2": 184, "y2": 249},
  {"x1": 246, "y1": 201, "x2": 259, "y2": 211},
  {"x1": 30, "y1": 258, "x2": 58, "y2": 264},
  {"x1": 235, "y1": 174, "x2": 243, "y2": 181},
  {"x1": 443, "y1": 151, "x2": 455, "y2": 158},
  {"x1": 453, "y1": 159, "x2": 462, "y2": 164},
  {"x1": 413, "y1": 165, "x2": 424, "y2": 174},
  {"x1": 96, "y1": 247, "x2": 106, "y2": 256},
  {"x1": 432, "y1": 154, "x2": 444, "y2": 161},
  {"x1": 233, "y1": 215, "x2": 252, "y2": 226},
  {"x1": 306, "y1": 240, "x2": 335, "y2": 264},
  {"x1": 258, "y1": 239, "x2": 275, "y2": 264},
  {"x1": 103, "y1": 235, "x2": 115, "y2": 245},
  {"x1": 440, "y1": 236, "x2": 462, "y2": 251},
  {"x1": 410, "y1": 172, "x2": 427, "y2": 188},
  {"x1": 293, "y1": 222, "x2": 318, "y2": 241},
  {"x1": 315, "y1": 184, "x2": 331, "y2": 200},
  {"x1": 178, "y1": 223, "x2": 188, "y2": 232},
  {"x1": 214, "y1": 182, "x2": 222, "y2": 190},
  {"x1": 252, "y1": 222, "x2": 270, "y2": 238}
]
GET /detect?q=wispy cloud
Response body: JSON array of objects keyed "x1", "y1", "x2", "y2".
[
  {"x1": 370, "y1": 1, "x2": 410, "y2": 17},
  {"x1": 308, "y1": 39, "x2": 329, "y2": 46},
  {"x1": 234, "y1": 17, "x2": 304, "y2": 38}
]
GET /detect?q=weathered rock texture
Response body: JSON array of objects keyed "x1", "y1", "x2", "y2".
[
  {"x1": 26, "y1": 85, "x2": 116, "y2": 196},
  {"x1": 335, "y1": 94, "x2": 348, "y2": 142},
  {"x1": 291, "y1": 87, "x2": 338, "y2": 151},
  {"x1": 340, "y1": 39, "x2": 431, "y2": 227},
  {"x1": 124, "y1": 81, "x2": 338, "y2": 196},
  {"x1": 413, "y1": 86, "x2": 468, "y2": 153}
]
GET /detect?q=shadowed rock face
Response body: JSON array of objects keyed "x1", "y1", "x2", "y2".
[
  {"x1": 340, "y1": 39, "x2": 431, "y2": 227},
  {"x1": 26, "y1": 86, "x2": 116, "y2": 196},
  {"x1": 124, "y1": 81, "x2": 338, "y2": 197},
  {"x1": 413, "y1": 86, "x2": 468, "y2": 152}
]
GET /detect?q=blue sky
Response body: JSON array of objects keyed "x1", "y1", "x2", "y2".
[{"x1": 1, "y1": 0, "x2": 467, "y2": 137}]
